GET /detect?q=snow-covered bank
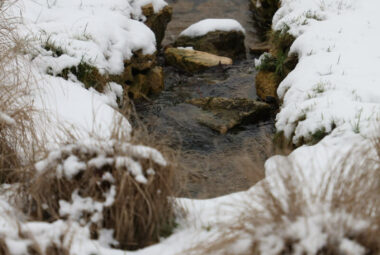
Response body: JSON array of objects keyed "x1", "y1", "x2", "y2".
[
  {"x1": 273, "y1": 0, "x2": 380, "y2": 144},
  {"x1": 14, "y1": 0, "x2": 168, "y2": 75},
  {"x1": 9, "y1": 0, "x2": 169, "y2": 140}
]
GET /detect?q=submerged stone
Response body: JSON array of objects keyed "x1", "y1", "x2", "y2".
[
  {"x1": 186, "y1": 97, "x2": 271, "y2": 134},
  {"x1": 164, "y1": 47, "x2": 232, "y2": 73},
  {"x1": 174, "y1": 30, "x2": 246, "y2": 59}
]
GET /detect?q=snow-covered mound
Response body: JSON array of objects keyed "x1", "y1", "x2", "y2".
[
  {"x1": 14, "y1": 0, "x2": 169, "y2": 76},
  {"x1": 7, "y1": 0, "x2": 169, "y2": 141},
  {"x1": 273, "y1": 0, "x2": 380, "y2": 144},
  {"x1": 179, "y1": 19, "x2": 245, "y2": 38},
  {"x1": 33, "y1": 74, "x2": 131, "y2": 141}
]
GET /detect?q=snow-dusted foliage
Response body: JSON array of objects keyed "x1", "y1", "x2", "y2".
[
  {"x1": 28, "y1": 137, "x2": 174, "y2": 250},
  {"x1": 272, "y1": 0, "x2": 380, "y2": 144},
  {"x1": 13, "y1": 0, "x2": 168, "y2": 76}
]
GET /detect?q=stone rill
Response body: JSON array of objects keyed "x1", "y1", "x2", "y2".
[{"x1": 164, "y1": 47, "x2": 233, "y2": 73}]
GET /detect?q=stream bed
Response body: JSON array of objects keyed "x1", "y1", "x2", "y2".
[{"x1": 135, "y1": 0, "x2": 275, "y2": 198}]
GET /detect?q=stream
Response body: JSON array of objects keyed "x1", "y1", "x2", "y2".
[{"x1": 135, "y1": 0, "x2": 275, "y2": 198}]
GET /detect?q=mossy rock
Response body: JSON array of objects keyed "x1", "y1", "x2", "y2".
[
  {"x1": 142, "y1": 4, "x2": 173, "y2": 48},
  {"x1": 129, "y1": 50, "x2": 157, "y2": 71},
  {"x1": 164, "y1": 47, "x2": 232, "y2": 73},
  {"x1": 127, "y1": 66, "x2": 164, "y2": 99},
  {"x1": 174, "y1": 30, "x2": 246, "y2": 60},
  {"x1": 255, "y1": 70, "x2": 278, "y2": 102},
  {"x1": 186, "y1": 97, "x2": 272, "y2": 134},
  {"x1": 60, "y1": 62, "x2": 108, "y2": 91}
]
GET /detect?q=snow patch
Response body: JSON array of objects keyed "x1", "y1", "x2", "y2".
[{"x1": 180, "y1": 19, "x2": 245, "y2": 38}]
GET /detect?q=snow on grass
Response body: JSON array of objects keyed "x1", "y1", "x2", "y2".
[
  {"x1": 179, "y1": 19, "x2": 245, "y2": 38},
  {"x1": 273, "y1": 0, "x2": 380, "y2": 144},
  {"x1": 32, "y1": 73, "x2": 131, "y2": 141},
  {"x1": 14, "y1": 0, "x2": 160, "y2": 76},
  {"x1": 6, "y1": 0, "x2": 171, "y2": 142}
]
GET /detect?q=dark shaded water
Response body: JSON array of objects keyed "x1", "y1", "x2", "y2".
[{"x1": 135, "y1": 0, "x2": 275, "y2": 198}]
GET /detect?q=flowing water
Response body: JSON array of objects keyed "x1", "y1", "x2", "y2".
[{"x1": 135, "y1": 0, "x2": 275, "y2": 198}]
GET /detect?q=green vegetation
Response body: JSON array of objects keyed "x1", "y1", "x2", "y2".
[
  {"x1": 60, "y1": 61, "x2": 108, "y2": 91},
  {"x1": 256, "y1": 29, "x2": 298, "y2": 83}
]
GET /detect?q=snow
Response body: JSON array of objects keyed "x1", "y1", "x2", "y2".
[
  {"x1": 13, "y1": 0, "x2": 168, "y2": 76},
  {"x1": 179, "y1": 19, "x2": 245, "y2": 38},
  {"x1": 0, "y1": 112, "x2": 16, "y2": 126},
  {"x1": 32, "y1": 74, "x2": 132, "y2": 142},
  {"x1": 272, "y1": 0, "x2": 380, "y2": 144}
]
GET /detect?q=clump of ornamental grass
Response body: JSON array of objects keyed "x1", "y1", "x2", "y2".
[
  {"x1": 25, "y1": 122, "x2": 179, "y2": 250},
  {"x1": 188, "y1": 143, "x2": 379, "y2": 255},
  {"x1": 0, "y1": 0, "x2": 35, "y2": 184}
]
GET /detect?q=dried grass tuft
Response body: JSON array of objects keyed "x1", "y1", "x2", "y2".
[
  {"x1": 0, "y1": 0, "x2": 35, "y2": 184},
  {"x1": 189, "y1": 142, "x2": 380, "y2": 255},
  {"x1": 25, "y1": 126, "x2": 179, "y2": 250}
]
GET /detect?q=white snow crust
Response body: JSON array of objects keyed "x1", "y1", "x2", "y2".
[
  {"x1": 272, "y1": 0, "x2": 380, "y2": 144},
  {"x1": 179, "y1": 19, "x2": 245, "y2": 38}
]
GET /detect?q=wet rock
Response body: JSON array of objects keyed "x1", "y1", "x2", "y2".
[
  {"x1": 147, "y1": 66, "x2": 165, "y2": 94},
  {"x1": 249, "y1": 42, "x2": 270, "y2": 55},
  {"x1": 128, "y1": 50, "x2": 156, "y2": 71},
  {"x1": 142, "y1": 4, "x2": 173, "y2": 48},
  {"x1": 127, "y1": 66, "x2": 164, "y2": 99},
  {"x1": 255, "y1": 70, "x2": 278, "y2": 102},
  {"x1": 186, "y1": 97, "x2": 271, "y2": 134},
  {"x1": 174, "y1": 30, "x2": 246, "y2": 59},
  {"x1": 109, "y1": 49, "x2": 163, "y2": 99},
  {"x1": 164, "y1": 47, "x2": 232, "y2": 73}
]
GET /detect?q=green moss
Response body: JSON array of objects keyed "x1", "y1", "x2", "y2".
[
  {"x1": 256, "y1": 53, "x2": 277, "y2": 73},
  {"x1": 43, "y1": 42, "x2": 64, "y2": 57},
  {"x1": 309, "y1": 127, "x2": 328, "y2": 145},
  {"x1": 256, "y1": 30, "x2": 297, "y2": 83},
  {"x1": 60, "y1": 61, "x2": 108, "y2": 91}
]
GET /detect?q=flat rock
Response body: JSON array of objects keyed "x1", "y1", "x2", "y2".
[
  {"x1": 174, "y1": 30, "x2": 246, "y2": 59},
  {"x1": 249, "y1": 42, "x2": 270, "y2": 55},
  {"x1": 164, "y1": 47, "x2": 232, "y2": 73},
  {"x1": 186, "y1": 97, "x2": 271, "y2": 133}
]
